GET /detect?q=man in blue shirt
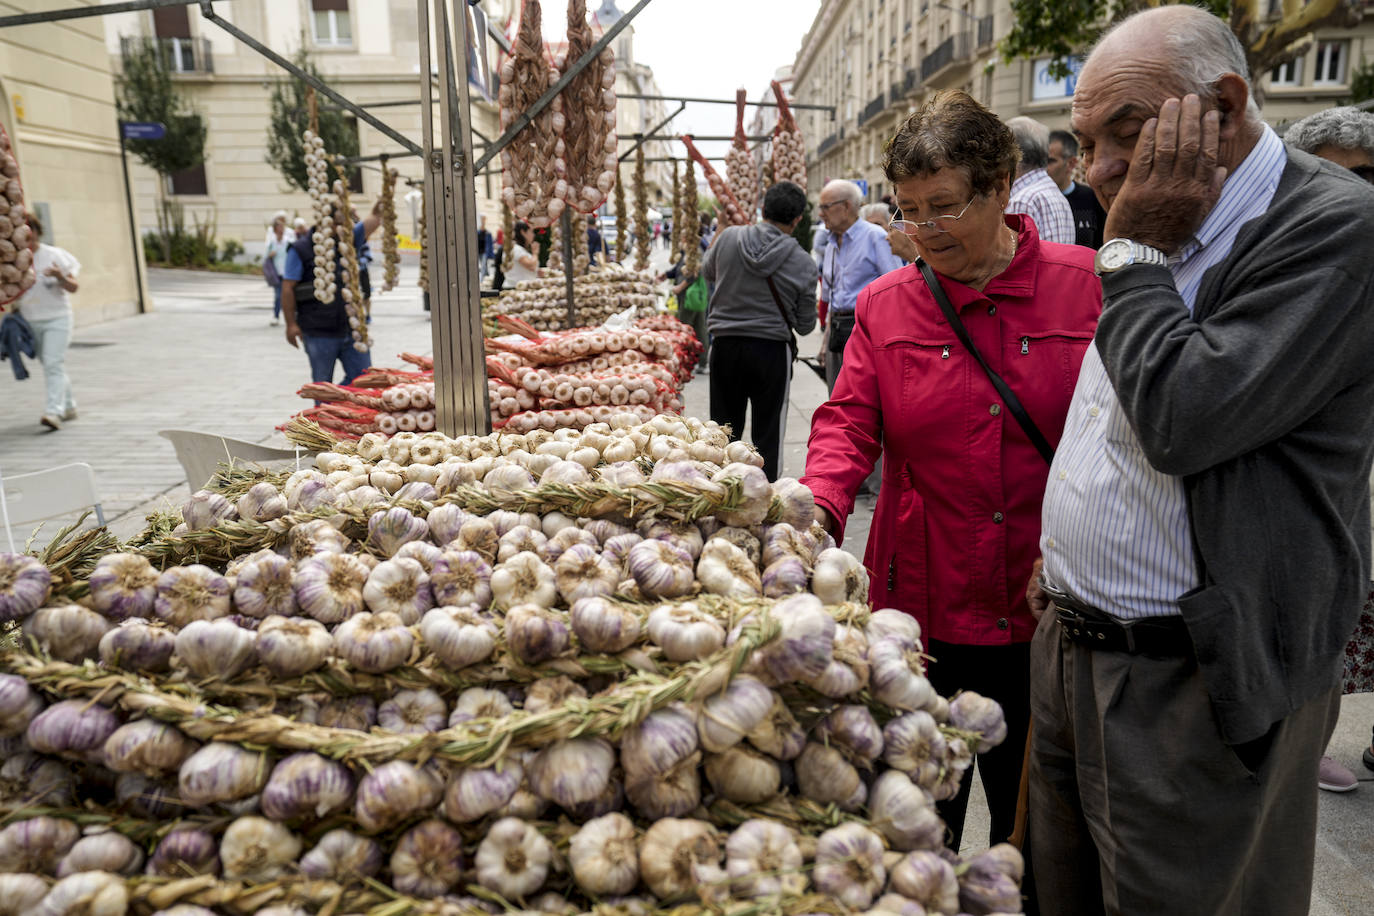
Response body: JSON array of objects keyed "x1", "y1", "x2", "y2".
[
  {"x1": 280, "y1": 201, "x2": 383, "y2": 386},
  {"x1": 816, "y1": 179, "x2": 905, "y2": 391}
]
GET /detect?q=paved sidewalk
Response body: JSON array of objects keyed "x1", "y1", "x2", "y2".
[{"x1": 2, "y1": 268, "x2": 1371, "y2": 913}]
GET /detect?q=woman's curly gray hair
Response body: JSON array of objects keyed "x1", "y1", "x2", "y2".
[{"x1": 1285, "y1": 106, "x2": 1374, "y2": 159}]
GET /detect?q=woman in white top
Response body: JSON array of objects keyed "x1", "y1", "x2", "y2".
[
  {"x1": 264, "y1": 211, "x2": 294, "y2": 326},
  {"x1": 502, "y1": 220, "x2": 540, "y2": 289},
  {"x1": 16, "y1": 213, "x2": 81, "y2": 431}
]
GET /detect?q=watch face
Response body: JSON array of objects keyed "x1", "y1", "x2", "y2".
[{"x1": 1098, "y1": 239, "x2": 1132, "y2": 271}]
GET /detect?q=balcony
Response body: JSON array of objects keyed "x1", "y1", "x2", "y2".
[
  {"x1": 857, "y1": 91, "x2": 888, "y2": 126},
  {"x1": 920, "y1": 31, "x2": 972, "y2": 81},
  {"x1": 903, "y1": 67, "x2": 919, "y2": 94},
  {"x1": 976, "y1": 14, "x2": 995, "y2": 49},
  {"x1": 121, "y1": 36, "x2": 214, "y2": 74},
  {"x1": 818, "y1": 131, "x2": 840, "y2": 156}
]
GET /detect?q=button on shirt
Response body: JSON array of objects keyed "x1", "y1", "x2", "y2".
[
  {"x1": 822, "y1": 219, "x2": 904, "y2": 314},
  {"x1": 1041, "y1": 125, "x2": 1288, "y2": 619},
  {"x1": 1008, "y1": 168, "x2": 1076, "y2": 245}
]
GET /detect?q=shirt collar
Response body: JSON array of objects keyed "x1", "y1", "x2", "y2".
[
  {"x1": 1011, "y1": 168, "x2": 1051, "y2": 195},
  {"x1": 1180, "y1": 125, "x2": 1286, "y2": 259},
  {"x1": 1063, "y1": 180, "x2": 1077, "y2": 195}
]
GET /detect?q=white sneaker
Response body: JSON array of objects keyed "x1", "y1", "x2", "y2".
[
  {"x1": 62, "y1": 407, "x2": 78, "y2": 421},
  {"x1": 40, "y1": 414, "x2": 62, "y2": 431}
]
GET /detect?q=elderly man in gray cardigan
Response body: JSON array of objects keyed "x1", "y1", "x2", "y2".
[{"x1": 1025, "y1": 6, "x2": 1374, "y2": 915}]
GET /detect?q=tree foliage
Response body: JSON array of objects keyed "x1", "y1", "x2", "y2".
[
  {"x1": 265, "y1": 48, "x2": 360, "y2": 193},
  {"x1": 1347, "y1": 56, "x2": 1374, "y2": 103},
  {"x1": 115, "y1": 39, "x2": 206, "y2": 177},
  {"x1": 1003, "y1": 0, "x2": 1362, "y2": 89}
]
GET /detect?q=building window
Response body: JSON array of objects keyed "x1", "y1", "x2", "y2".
[
  {"x1": 1314, "y1": 40, "x2": 1348, "y2": 85},
  {"x1": 169, "y1": 163, "x2": 208, "y2": 196},
  {"x1": 1270, "y1": 56, "x2": 1302, "y2": 87},
  {"x1": 311, "y1": 0, "x2": 352, "y2": 48}
]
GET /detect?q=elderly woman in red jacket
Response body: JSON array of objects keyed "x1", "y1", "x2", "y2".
[{"x1": 802, "y1": 90, "x2": 1102, "y2": 854}]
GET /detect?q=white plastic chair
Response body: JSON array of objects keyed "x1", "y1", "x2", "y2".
[
  {"x1": 0, "y1": 462, "x2": 106, "y2": 553},
  {"x1": 158, "y1": 429, "x2": 305, "y2": 492}
]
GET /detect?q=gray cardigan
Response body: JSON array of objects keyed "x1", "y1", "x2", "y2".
[{"x1": 1096, "y1": 147, "x2": 1374, "y2": 744}]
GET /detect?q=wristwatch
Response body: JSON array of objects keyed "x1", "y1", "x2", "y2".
[{"x1": 1094, "y1": 238, "x2": 1168, "y2": 275}]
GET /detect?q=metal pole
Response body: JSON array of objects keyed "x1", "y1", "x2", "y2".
[
  {"x1": 617, "y1": 102, "x2": 686, "y2": 163},
  {"x1": 618, "y1": 92, "x2": 837, "y2": 114},
  {"x1": 197, "y1": 2, "x2": 422, "y2": 156},
  {"x1": 560, "y1": 207, "x2": 575, "y2": 329},
  {"x1": 0, "y1": 0, "x2": 234, "y2": 29},
  {"x1": 474, "y1": 0, "x2": 656, "y2": 172},
  {"x1": 116, "y1": 125, "x2": 147, "y2": 315}
]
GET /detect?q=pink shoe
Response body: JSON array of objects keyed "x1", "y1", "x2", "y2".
[{"x1": 1319, "y1": 755, "x2": 1358, "y2": 792}]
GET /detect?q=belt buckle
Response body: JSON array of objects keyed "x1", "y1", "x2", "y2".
[{"x1": 1054, "y1": 604, "x2": 1090, "y2": 642}]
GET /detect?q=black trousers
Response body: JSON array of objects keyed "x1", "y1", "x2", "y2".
[
  {"x1": 709, "y1": 336, "x2": 791, "y2": 481},
  {"x1": 925, "y1": 638, "x2": 1037, "y2": 913}
]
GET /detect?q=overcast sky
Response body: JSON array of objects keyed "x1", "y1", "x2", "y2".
[{"x1": 538, "y1": 0, "x2": 824, "y2": 165}]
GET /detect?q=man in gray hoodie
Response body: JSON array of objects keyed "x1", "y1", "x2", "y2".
[{"x1": 702, "y1": 181, "x2": 817, "y2": 480}]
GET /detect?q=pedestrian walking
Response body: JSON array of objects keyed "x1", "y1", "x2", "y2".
[
  {"x1": 16, "y1": 213, "x2": 81, "y2": 431},
  {"x1": 477, "y1": 215, "x2": 494, "y2": 285},
  {"x1": 1048, "y1": 130, "x2": 1107, "y2": 248},
  {"x1": 503, "y1": 221, "x2": 540, "y2": 289},
  {"x1": 702, "y1": 181, "x2": 816, "y2": 480},
  {"x1": 803, "y1": 92, "x2": 1100, "y2": 892},
  {"x1": 1028, "y1": 8, "x2": 1374, "y2": 914},
  {"x1": 264, "y1": 211, "x2": 293, "y2": 326},
  {"x1": 1005, "y1": 117, "x2": 1077, "y2": 245},
  {"x1": 587, "y1": 214, "x2": 603, "y2": 265}
]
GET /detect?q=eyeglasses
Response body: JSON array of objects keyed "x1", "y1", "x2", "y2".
[
  {"x1": 890, "y1": 196, "x2": 978, "y2": 234},
  {"x1": 817, "y1": 200, "x2": 849, "y2": 212}
]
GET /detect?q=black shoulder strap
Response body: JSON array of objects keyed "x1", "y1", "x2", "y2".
[
  {"x1": 917, "y1": 258, "x2": 1055, "y2": 465},
  {"x1": 764, "y1": 275, "x2": 800, "y2": 361}
]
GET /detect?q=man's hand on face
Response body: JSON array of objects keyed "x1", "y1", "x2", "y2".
[{"x1": 1102, "y1": 95, "x2": 1227, "y2": 254}]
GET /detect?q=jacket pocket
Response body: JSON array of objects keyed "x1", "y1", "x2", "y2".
[
  {"x1": 883, "y1": 478, "x2": 929, "y2": 620},
  {"x1": 1010, "y1": 329, "x2": 1095, "y2": 397}
]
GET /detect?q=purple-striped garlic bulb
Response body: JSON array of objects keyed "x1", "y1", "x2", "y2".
[
  {"x1": 294, "y1": 552, "x2": 369, "y2": 624},
  {"x1": 27, "y1": 699, "x2": 119, "y2": 761},
  {"x1": 0, "y1": 674, "x2": 43, "y2": 738},
  {"x1": 259, "y1": 752, "x2": 354, "y2": 821},
  {"x1": 391, "y1": 819, "x2": 466, "y2": 898},
  {"x1": 419, "y1": 605, "x2": 497, "y2": 669},
  {"x1": 299, "y1": 829, "x2": 382, "y2": 882},
  {"x1": 569, "y1": 596, "x2": 640, "y2": 654},
  {"x1": 378, "y1": 688, "x2": 447, "y2": 735},
  {"x1": 23, "y1": 603, "x2": 110, "y2": 663},
  {"x1": 504, "y1": 603, "x2": 570, "y2": 665},
  {"x1": 353, "y1": 760, "x2": 444, "y2": 832},
  {"x1": 255, "y1": 615, "x2": 332, "y2": 678},
  {"x1": 99, "y1": 618, "x2": 176, "y2": 673},
  {"x1": 429, "y1": 549, "x2": 493, "y2": 608},
  {"x1": 813, "y1": 823, "x2": 887, "y2": 909},
  {"x1": 333, "y1": 611, "x2": 414, "y2": 673},
  {"x1": 87, "y1": 552, "x2": 157, "y2": 619},
  {"x1": 174, "y1": 618, "x2": 257, "y2": 679},
  {"x1": 154, "y1": 564, "x2": 231, "y2": 628},
  {"x1": 231, "y1": 551, "x2": 296, "y2": 618}
]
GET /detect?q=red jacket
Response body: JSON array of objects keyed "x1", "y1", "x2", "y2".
[{"x1": 802, "y1": 216, "x2": 1101, "y2": 645}]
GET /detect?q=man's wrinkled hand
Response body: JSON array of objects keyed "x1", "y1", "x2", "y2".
[
  {"x1": 1026, "y1": 557, "x2": 1049, "y2": 621},
  {"x1": 1102, "y1": 95, "x2": 1227, "y2": 254},
  {"x1": 285, "y1": 322, "x2": 302, "y2": 349}
]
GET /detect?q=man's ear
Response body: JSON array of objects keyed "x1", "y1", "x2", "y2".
[{"x1": 1215, "y1": 73, "x2": 1250, "y2": 141}]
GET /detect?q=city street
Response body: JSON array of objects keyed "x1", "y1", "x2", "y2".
[{"x1": 2, "y1": 266, "x2": 1372, "y2": 911}]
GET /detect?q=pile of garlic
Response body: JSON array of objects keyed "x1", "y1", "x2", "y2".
[
  {"x1": 0, "y1": 418, "x2": 1023, "y2": 916},
  {"x1": 770, "y1": 79, "x2": 808, "y2": 192},
  {"x1": 552, "y1": 1, "x2": 617, "y2": 215},
  {"x1": 489, "y1": 266, "x2": 658, "y2": 332},
  {"x1": 0, "y1": 120, "x2": 35, "y2": 306},
  {"x1": 726, "y1": 88, "x2": 760, "y2": 220},
  {"x1": 302, "y1": 129, "x2": 338, "y2": 305},
  {"x1": 379, "y1": 164, "x2": 400, "y2": 293}
]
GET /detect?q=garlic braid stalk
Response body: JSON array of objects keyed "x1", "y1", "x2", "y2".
[
  {"x1": 303, "y1": 130, "x2": 338, "y2": 305},
  {"x1": 633, "y1": 145, "x2": 650, "y2": 271},
  {"x1": 379, "y1": 165, "x2": 400, "y2": 293},
  {"x1": 555, "y1": 0, "x2": 617, "y2": 215},
  {"x1": 331, "y1": 163, "x2": 370, "y2": 353},
  {"x1": 613, "y1": 164, "x2": 628, "y2": 262},
  {"x1": 682, "y1": 159, "x2": 700, "y2": 280}
]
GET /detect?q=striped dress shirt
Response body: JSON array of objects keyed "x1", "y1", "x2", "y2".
[
  {"x1": 1040, "y1": 125, "x2": 1288, "y2": 619},
  {"x1": 1007, "y1": 169, "x2": 1077, "y2": 245}
]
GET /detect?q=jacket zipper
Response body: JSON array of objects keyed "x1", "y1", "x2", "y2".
[
  {"x1": 1020, "y1": 337, "x2": 1030, "y2": 355},
  {"x1": 941, "y1": 346, "x2": 950, "y2": 360}
]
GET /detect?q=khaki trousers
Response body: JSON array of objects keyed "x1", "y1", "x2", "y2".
[{"x1": 1028, "y1": 611, "x2": 1339, "y2": 916}]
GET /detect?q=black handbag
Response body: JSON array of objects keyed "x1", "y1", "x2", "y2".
[{"x1": 917, "y1": 258, "x2": 1055, "y2": 465}]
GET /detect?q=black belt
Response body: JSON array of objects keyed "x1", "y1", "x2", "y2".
[{"x1": 1046, "y1": 586, "x2": 1192, "y2": 656}]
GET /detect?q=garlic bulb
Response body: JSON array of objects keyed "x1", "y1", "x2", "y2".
[
  {"x1": 452, "y1": 515, "x2": 500, "y2": 562},
  {"x1": 647, "y1": 603, "x2": 724, "y2": 662},
  {"x1": 796, "y1": 742, "x2": 866, "y2": 811},
  {"x1": 1, "y1": 754, "x2": 75, "y2": 807},
  {"x1": 704, "y1": 745, "x2": 780, "y2": 804},
  {"x1": 497, "y1": 524, "x2": 549, "y2": 563},
  {"x1": 529, "y1": 738, "x2": 614, "y2": 807},
  {"x1": 771, "y1": 477, "x2": 816, "y2": 529},
  {"x1": 761, "y1": 555, "x2": 809, "y2": 599},
  {"x1": 391, "y1": 818, "x2": 466, "y2": 898},
  {"x1": 491, "y1": 551, "x2": 557, "y2": 609},
  {"x1": 425, "y1": 503, "x2": 469, "y2": 546},
  {"x1": 554, "y1": 543, "x2": 619, "y2": 604},
  {"x1": 394, "y1": 539, "x2": 443, "y2": 571},
  {"x1": 289, "y1": 518, "x2": 350, "y2": 560},
  {"x1": 569, "y1": 812, "x2": 639, "y2": 897},
  {"x1": 368, "y1": 507, "x2": 430, "y2": 556},
  {"x1": 759, "y1": 593, "x2": 836, "y2": 683},
  {"x1": 178, "y1": 741, "x2": 271, "y2": 806},
  {"x1": 430, "y1": 549, "x2": 493, "y2": 608},
  {"x1": 868, "y1": 770, "x2": 944, "y2": 852},
  {"x1": 378, "y1": 688, "x2": 448, "y2": 734},
  {"x1": 959, "y1": 843, "x2": 1025, "y2": 914},
  {"x1": 761, "y1": 524, "x2": 809, "y2": 568},
  {"x1": 725, "y1": 819, "x2": 805, "y2": 898},
  {"x1": 154, "y1": 564, "x2": 232, "y2": 628},
  {"x1": 601, "y1": 532, "x2": 643, "y2": 572},
  {"x1": 174, "y1": 618, "x2": 257, "y2": 679},
  {"x1": 626, "y1": 748, "x2": 701, "y2": 820},
  {"x1": 56, "y1": 831, "x2": 144, "y2": 877},
  {"x1": 746, "y1": 692, "x2": 807, "y2": 760},
  {"x1": 354, "y1": 760, "x2": 443, "y2": 832},
  {"x1": 0, "y1": 816, "x2": 79, "y2": 872},
  {"x1": 333, "y1": 611, "x2": 414, "y2": 673},
  {"x1": 542, "y1": 526, "x2": 598, "y2": 565},
  {"x1": 87, "y1": 553, "x2": 157, "y2": 620},
  {"x1": 220, "y1": 815, "x2": 302, "y2": 881},
  {"x1": 183, "y1": 489, "x2": 235, "y2": 530},
  {"x1": 299, "y1": 829, "x2": 382, "y2": 882},
  {"x1": 255, "y1": 615, "x2": 332, "y2": 678},
  {"x1": 621, "y1": 705, "x2": 699, "y2": 777},
  {"x1": 883, "y1": 710, "x2": 947, "y2": 786},
  {"x1": 888, "y1": 850, "x2": 959, "y2": 914},
  {"x1": 638, "y1": 818, "x2": 722, "y2": 900},
  {"x1": 98, "y1": 618, "x2": 176, "y2": 672},
  {"x1": 295, "y1": 552, "x2": 369, "y2": 624},
  {"x1": 570, "y1": 596, "x2": 641, "y2": 653},
  {"x1": 23, "y1": 604, "x2": 110, "y2": 663},
  {"x1": 313, "y1": 694, "x2": 378, "y2": 730},
  {"x1": 147, "y1": 827, "x2": 220, "y2": 876},
  {"x1": 867, "y1": 608, "x2": 923, "y2": 650},
  {"x1": 505, "y1": 603, "x2": 571, "y2": 664},
  {"x1": 260, "y1": 752, "x2": 354, "y2": 820},
  {"x1": 815, "y1": 704, "x2": 885, "y2": 765},
  {"x1": 868, "y1": 893, "x2": 928, "y2": 916},
  {"x1": 697, "y1": 676, "x2": 774, "y2": 753},
  {"x1": 475, "y1": 817, "x2": 553, "y2": 900},
  {"x1": 948, "y1": 690, "x2": 1008, "y2": 753},
  {"x1": 419, "y1": 605, "x2": 497, "y2": 668},
  {"x1": 102, "y1": 720, "x2": 198, "y2": 778},
  {"x1": 523, "y1": 675, "x2": 587, "y2": 714},
  {"x1": 0, "y1": 874, "x2": 49, "y2": 914},
  {"x1": 363, "y1": 557, "x2": 434, "y2": 623},
  {"x1": 0, "y1": 554, "x2": 51, "y2": 622},
  {"x1": 813, "y1": 823, "x2": 887, "y2": 909},
  {"x1": 27, "y1": 699, "x2": 119, "y2": 760},
  {"x1": 237, "y1": 482, "x2": 287, "y2": 522},
  {"x1": 811, "y1": 547, "x2": 870, "y2": 604},
  {"x1": 115, "y1": 773, "x2": 181, "y2": 819},
  {"x1": 868, "y1": 638, "x2": 938, "y2": 712},
  {"x1": 0, "y1": 674, "x2": 42, "y2": 738},
  {"x1": 231, "y1": 552, "x2": 296, "y2": 618},
  {"x1": 696, "y1": 539, "x2": 762, "y2": 598},
  {"x1": 444, "y1": 758, "x2": 524, "y2": 823},
  {"x1": 627, "y1": 539, "x2": 695, "y2": 598},
  {"x1": 448, "y1": 687, "x2": 514, "y2": 725},
  {"x1": 26, "y1": 871, "x2": 128, "y2": 916}
]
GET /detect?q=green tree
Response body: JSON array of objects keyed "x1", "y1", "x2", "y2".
[
  {"x1": 115, "y1": 38, "x2": 207, "y2": 261},
  {"x1": 1349, "y1": 57, "x2": 1374, "y2": 104},
  {"x1": 265, "y1": 48, "x2": 359, "y2": 193},
  {"x1": 1002, "y1": 0, "x2": 1362, "y2": 101}
]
